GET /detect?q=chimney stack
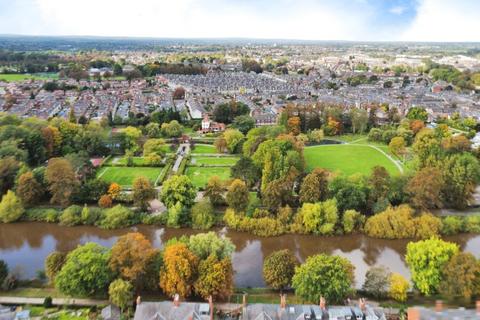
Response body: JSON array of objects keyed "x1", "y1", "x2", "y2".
[
  {"x1": 359, "y1": 298, "x2": 366, "y2": 312},
  {"x1": 280, "y1": 294, "x2": 287, "y2": 309},
  {"x1": 407, "y1": 307, "x2": 420, "y2": 320},
  {"x1": 242, "y1": 293, "x2": 247, "y2": 309},
  {"x1": 435, "y1": 300, "x2": 443, "y2": 313},
  {"x1": 136, "y1": 296, "x2": 142, "y2": 306},
  {"x1": 208, "y1": 295, "x2": 214, "y2": 320},
  {"x1": 173, "y1": 294, "x2": 180, "y2": 307},
  {"x1": 476, "y1": 300, "x2": 480, "y2": 315},
  {"x1": 319, "y1": 296, "x2": 326, "y2": 311}
]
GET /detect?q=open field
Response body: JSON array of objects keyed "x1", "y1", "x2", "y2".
[
  {"x1": 97, "y1": 166, "x2": 164, "y2": 187},
  {"x1": 304, "y1": 144, "x2": 402, "y2": 176},
  {"x1": 191, "y1": 156, "x2": 239, "y2": 166},
  {"x1": 191, "y1": 144, "x2": 217, "y2": 154},
  {"x1": 0, "y1": 73, "x2": 59, "y2": 82},
  {"x1": 186, "y1": 167, "x2": 231, "y2": 188}
]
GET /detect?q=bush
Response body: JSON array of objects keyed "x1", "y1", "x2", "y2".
[
  {"x1": 99, "y1": 205, "x2": 135, "y2": 229},
  {"x1": 343, "y1": 209, "x2": 365, "y2": 234},
  {"x1": 81, "y1": 207, "x2": 103, "y2": 225},
  {"x1": 59, "y1": 205, "x2": 82, "y2": 226},
  {"x1": 98, "y1": 194, "x2": 113, "y2": 208},
  {"x1": 223, "y1": 209, "x2": 285, "y2": 237},
  {"x1": 441, "y1": 216, "x2": 464, "y2": 235},
  {"x1": 389, "y1": 273, "x2": 410, "y2": 302},
  {"x1": 0, "y1": 190, "x2": 24, "y2": 223},
  {"x1": 414, "y1": 213, "x2": 443, "y2": 239},
  {"x1": 191, "y1": 199, "x2": 215, "y2": 230},
  {"x1": 23, "y1": 208, "x2": 60, "y2": 223},
  {"x1": 0, "y1": 260, "x2": 8, "y2": 285},
  {"x1": 43, "y1": 296, "x2": 53, "y2": 308},
  {"x1": 465, "y1": 215, "x2": 480, "y2": 233},
  {"x1": 362, "y1": 266, "x2": 391, "y2": 298},
  {"x1": 263, "y1": 250, "x2": 298, "y2": 290},
  {"x1": 45, "y1": 251, "x2": 66, "y2": 284}
]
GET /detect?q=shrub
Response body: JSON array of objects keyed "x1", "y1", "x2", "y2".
[
  {"x1": 465, "y1": 215, "x2": 480, "y2": 233},
  {"x1": 43, "y1": 296, "x2": 53, "y2": 308},
  {"x1": 362, "y1": 266, "x2": 391, "y2": 298},
  {"x1": 98, "y1": 194, "x2": 113, "y2": 208},
  {"x1": 81, "y1": 207, "x2": 103, "y2": 225},
  {"x1": 263, "y1": 250, "x2": 298, "y2": 290},
  {"x1": 342, "y1": 209, "x2": 365, "y2": 234},
  {"x1": 414, "y1": 213, "x2": 443, "y2": 239},
  {"x1": 191, "y1": 199, "x2": 215, "y2": 230},
  {"x1": 299, "y1": 199, "x2": 338, "y2": 235},
  {"x1": 59, "y1": 205, "x2": 82, "y2": 226},
  {"x1": 389, "y1": 273, "x2": 410, "y2": 302},
  {"x1": 23, "y1": 208, "x2": 60, "y2": 222},
  {"x1": 0, "y1": 260, "x2": 8, "y2": 285},
  {"x1": 45, "y1": 251, "x2": 66, "y2": 284},
  {"x1": 278, "y1": 205, "x2": 294, "y2": 225},
  {"x1": 441, "y1": 216, "x2": 464, "y2": 235},
  {"x1": 0, "y1": 190, "x2": 24, "y2": 223},
  {"x1": 99, "y1": 205, "x2": 135, "y2": 229}
]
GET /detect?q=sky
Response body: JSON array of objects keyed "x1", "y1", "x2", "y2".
[{"x1": 0, "y1": 0, "x2": 479, "y2": 42}]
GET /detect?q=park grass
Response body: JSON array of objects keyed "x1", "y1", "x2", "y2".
[
  {"x1": 191, "y1": 156, "x2": 239, "y2": 166},
  {"x1": 186, "y1": 167, "x2": 231, "y2": 188},
  {"x1": 0, "y1": 73, "x2": 59, "y2": 82},
  {"x1": 191, "y1": 144, "x2": 217, "y2": 154},
  {"x1": 304, "y1": 144, "x2": 401, "y2": 176},
  {"x1": 97, "y1": 166, "x2": 163, "y2": 187}
]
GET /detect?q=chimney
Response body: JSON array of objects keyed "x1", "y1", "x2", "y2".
[
  {"x1": 208, "y1": 295, "x2": 214, "y2": 320},
  {"x1": 173, "y1": 294, "x2": 180, "y2": 307},
  {"x1": 476, "y1": 300, "x2": 480, "y2": 315},
  {"x1": 280, "y1": 294, "x2": 287, "y2": 309},
  {"x1": 242, "y1": 293, "x2": 247, "y2": 309},
  {"x1": 407, "y1": 307, "x2": 420, "y2": 320},
  {"x1": 136, "y1": 296, "x2": 142, "y2": 306},
  {"x1": 319, "y1": 296, "x2": 326, "y2": 311},
  {"x1": 435, "y1": 300, "x2": 443, "y2": 313},
  {"x1": 359, "y1": 298, "x2": 366, "y2": 312}
]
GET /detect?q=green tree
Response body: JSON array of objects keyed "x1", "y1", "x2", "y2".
[
  {"x1": 342, "y1": 209, "x2": 365, "y2": 234},
  {"x1": 194, "y1": 255, "x2": 233, "y2": 300},
  {"x1": 143, "y1": 138, "x2": 166, "y2": 157},
  {"x1": 0, "y1": 157, "x2": 20, "y2": 195},
  {"x1": 187, "y1": 232, "x2": 235, "y2": 260},
  {"x1": 299, "y1": 199, "x2": 338, "y2": 235},
  {"x1": 292, "y1": 254, "x2": 354, "y2": 303},
  {"x1": 132, "y1": 177, "x2": 156, "y2": 211},
  {"x1": 161, "y1": 120, "x2": 183, "y2": 138},
  {"x1": 109, "y1": 279, "x2": 133, "y2": 312},
  {"x1": 191, "y1": 199, "x2": 215, "y2": 230},
  {"x1": 226, "y1": 179, "x2": 249, "y2": 213},
  {"x1": 45, "y1": 252, "x2": 66, "y2": 284},
  {"x1": 59, "y1": 205, "x2": 82, "y2": 226},
  {"x1": 439, "y1": 252, "x2": 480, "y2": 300},
  {"x1": 161, "y1": 175, "x2": 197, "y2": 209},
  {"x1": 299, "y1": 168, "x2": 329, "y2": 204},
  {"x1": 0, "y1": 190, "x2": 24, "y2": 223},
  {"x1": 406, "y1": 107, "x2": 428, "y2": 121},
  {"x1": 362, "y1": 266, "x2": 391, "y2": 298},
  {"x1": 204, "y1": 176, "x2": 224, "y2": 205},
  {"x1": 349, "y1": 108, "x2": 369, "y2": 134},
  {"x1": 232, "y1": 115, "x2": 255, "y2": 134},
  {"x1": 100, "y1": 205, "x2": 135, "y2": 229},
  {"x1": 405, "y1": 237, "x2": 459, "y2": 295},
  {"x1": 389, "y1": 137, "x2": 406, "y2": 158},
  {"x1": 263, "y1": 250, "x2": 298, "y2": 290},
  {"x1": 123, "y1": 126, "x2": 142, "y2": 153},
  {"x1": 412, "y1": 128, "x2": 442, "y2": 168},
  {"x1": 223, "y1": 129, "x2": 244, "y2": 154},
  {"x1": 230, "y1": 157, "x2": 261, "y2": 188},
  {"x1": 55, "y1": 243, "x2": 112, "y2": 296}
]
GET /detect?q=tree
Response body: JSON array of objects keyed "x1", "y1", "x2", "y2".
[
  {"x1": 329, "y1": 176, "x2": 368, "y2": 213},
  {"x1": 406, "y1": 167, "x2": 444, "y2": 210},
  {"x1": 405, "y1": 237, "x2": 459, "y2": 295},
  {"x1": 161, "y1": 120, "x2": 183, "y2": 138},
  {"x1": 362, "y1": 266, "x2": 391, "y2": 298},
  {"x1": 0, "y1": 260, "x2": 8, "y2": 286},
  {"x1": 0, "y1": 190, "x2": 24, "y2": 223},
  {"x1": 159, "y1": 243, "x2": 198, "y2": 297},
  {"x1": 191, "y1": 199, "x2": 215, "y2": 230},
  {"x1": 123, "y1": 126, "x2": 142, "y2": 153},
  {"x1": 368, "y1": 166, "x2": 390, "y2": 205},
  {"x1": 173, "y1": 87, "x2": 186, "y2": 100},
  {"x1": 45, "y1": 252, "x2": 66, "y2": 284},
  {"x1": 292, "y1": 254, "x2": 354, "y2": 303},
  {"x1": 213, "y1": 100, "x2": 250, "y2": 124},
  {"x1": 299, "y1": 199, "x2": 338, "y2": 235},
  {"x1": 143, "y1": 138, "x2": 166, "y2": 157},
  {"x1": 410, "y1": 120, "x2": 425, "y2": 134},
  {"x1": 406, "y1": 107, "x2": 428, "y2": 121},
  {"x1": 299, "y1": 168, "x2": 329, "y2": 204},
  {"x1": 108, "y1": 183, "x2": 121, "y2": 200},
  {"x1": 109, "y1": 233, "x2": 159, "y2": 290},
  {"x1": 226, "y1": 179, "x2": 249, "y2": 213},
  {"x1": 194, "y1": 255, "x2": 233, "y2": 300},
  {"x1": 439, "y1": 252, "x2": 480, "y2": 300},
  {"x1": 389, "y1": 137, "x2": 406, "y2": 158},
  {"x1": 230, "y1": 157, "x2": 261, "y2": 188},
  {"x1": 0, "y1": 157, "x2": 20, "y2": 195},
  {"x1": 187, "y1": 232, "x2": 235, "y2": 260},
  {"x1": 342, "y1": 209, "x2": 365, "y2": 234},
  {"x1": 263, "y1": 250, "x2": 298, "y2": 290},
  {"x1": 308, "y1": 129, "x2": 324, "y2": 143},
  {"x1": 223, "y1": 129, "x2": 244, "y2": 154},
  {"x1": 204, "y1": 176, "x2": 224, "y2": 205},
  {"x1": 389, "y1": 273, "x2": 410, "y2": 302},
  {"x1": 45, "y1": 158, "x2": 79, "y2": 207},
  {"x1": 132, "y1": 177, "x2": 156, "y2": 211},
  {"x1": 350, "y1": 108, "x2": 369, "y2": 134},
  {"x1": 287, "y1": 117, "x2": 301, "y2": 135},
  {"x1": 232, "y1": 115, "x2": 255, "y2": 134},
  {"x1": 98, "y1": 194, "x2": 113, "y2": 208},
  {"x1": 109, "y1": 279, "x2": 133, "y2": 312},
  {"x1": 100, "y1": 205, "x2": 135, "y2": 229},
  {"x1": 214, "y1": 137, "x2": 227, "y2": 153},
  {"x1": 442, "y1": 135, "x2": 471, "y2": 154},
  {"x1": 16, "y1": 171, "x2": 43, "y2": 206},
  {"x1": 55, "y1": 243, "x2": 112, "y2": 297},
  {"x1": 412, "y1": 128, "x2": 442, "y2": 168},
  {"x1": 161, "y1": 175, "x2": 196, "y2": 209}
]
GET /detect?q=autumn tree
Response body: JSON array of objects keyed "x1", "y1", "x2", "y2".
[
  {"x1": 439, "y1": 252, "x2": 480, "y2": 300},
  {"x1": 16, "y1": 171, "x2": 43, "y2": 206},
  {"x1": 263, "y1": 250, "x2": 298, "y2": 290},
  {"x1": 132, "y1": 177, "x2": 156, "y2": 211},
  {"x1": 0, "y1": 190, "x2": 24, "y2": 223},
  {"x1": 123, "y1": 126, "x2": 142, "y2": 153},
  {"x1": 406, "y1": 237, "x2": 459, "y2": 295},
  {"x1": 299, "y1": 199, "x2": 338, "y2": 235},
  {"x1": 173, "y1": 86, "x2": 186, "y2": 100},
  {"x1": 389, "y1": 273, "x2": 410, "y2": 302},
  {"x1": 44, "y1": 251, "x2": 66, "y2": 284},
  {"x1": 161, "y1": 120, "x2": 183, "y2": 138},
  {"x1": 214, "y1": 137, "x2": 227, "y2": 153},
  {"x1": 368, "y1": 166, "x2": 390, "y2": 205},
  {"x1": 109, "y1": 279, "x2": 133, "y2": 312},
  {"x1": 299, "y1": 168, "x2": 329, "y2": 204},
  {"x1": 45, "y1": 158, "x2": 79, "y2": 207},
  {"x1": 108, "y1": 183, "x2": 121, "y2": 200},
  {"x1": 388, "y1": 136, "x2": 406, "y2": 158},
  {"x1": 194, "y1": 255, "x2": 233, "y2": 300},
  {"x1": 109, "y1": 232, "x2": 159, "y2": 291},
  {"x1": 204, "y1": 176, "x2": 224, "y2": 205},
  {"x1": 223, "y1": 129, "x2": 244, "y2": 154},
  {"x1": 159, "y1": 243, "x2": 198, "y2": 297},
  {"x1": 98, "y1": 194, "x2": 112, "y2": 208},
  {"x1": 406, "y1": 167, "x2": 444, "y2": 210},
  {"x1": 226, "y1": 179, "x2": 249, "y2": 213},
  {"x1": 287, "y1": 117, "x2": 301, "y2": 135},
  {"x1": 410, "y1": 119, "x2": 425, "y2": 134}
]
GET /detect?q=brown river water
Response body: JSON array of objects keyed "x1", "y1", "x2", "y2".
[{"x1": 1, "y1": 222, "x2": 480, "y2": 288}]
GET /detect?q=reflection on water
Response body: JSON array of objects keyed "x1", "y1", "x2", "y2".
[{"x1": 0, "y1": 222, "x2": 478, "y2": 288}]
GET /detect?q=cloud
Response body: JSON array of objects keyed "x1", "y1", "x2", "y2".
[{"x1": 389, "y1": 6, "x2": 406, "y2": 15}]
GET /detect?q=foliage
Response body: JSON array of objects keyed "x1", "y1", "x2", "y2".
[
  {"x1": 223, "y1": 129, "x2": 244, "y2": 153},
  {"x1": 132, "y1": 176, "x2": 156, "y2": 211},
  {"x1": 55, "y1": 243, "x2": 112, "y2": 297},
  {"x1": 299, "y1": 199, "x2": 338, "y2": 235},
  {"x1": 263, "y1": 249, "x2": 298, "y2": 290},
  {"x1": 98, "y1": 194, "x2": 113, "y2": 208},
  {"x1": 406, "y1": 167, "x2": 444, "y2": 210},
  {"x1": 45, "y1": 252, "x2": 66, "y2": 284},
  {"x1": 441, "y1": 216, "x2": 464, "y2": 235},
  {"x1": 204, "y1": 176, "x2": 225, "y2": 205},
  {"x1": 439, "y1": 252, "x2": 480, "y2": 300},
  {"x1": 292, "y1": 254, "x2": 354, "y2": 303},
  {"x1": 161, "y1": 175, "x2": 197, "y2": 209},
  {"x1": 0, "y1": 260, "x2": 8, "y2": 286},
  {"x1": 389, "y1": 273, "x2": 410, "y2": 302},
  {"x1": 0, "y1": 190, "x2": 24, "y2": 223},
  {"x1": 109, "y1": 279, "x2": 133, "y2": 311},
  {"x1": 299, "y1": 168, "x2": 329, "y2": 204},
  {"x1": 194, "y1": 255, "x2": 234, "y2": 300},
  {"x1": 108, "y1": 183, "x2": 121, "y2": 200},
  {"x1": 45, "y1": 158, "x2": 79, "y2": 207},
  {"x1": 16, "y1": 171, "x2": 43, "y2": 206},
  {"x1": 191, "y1": 199, "x2": 215, "y2": 230},
  {"x1": 362, "y1": 266, "x2": 391, "y2": 298},
  {"x1": 161, "y1": 120, "x2": 183, "y2": 138},
  {"x1": 226, "y1": 179, "x2": 249, "y2": 213},
  {"x1": 405, "y1": 237, "x2": 459, "y2": 295},
  {"x1": 160, "y1": 243, "x2": 198, "y2": 297},
  {"x1": 59, "y1": 205, "x2": 82, "y2": 226},
  {"x1": 232, "y1": 115, "x2": 255, "y2": 134},
  {"x1": 213, "y1": 100, "x2": 250, "y2": 124},
  {"x1": 329, "y1": 176, "x2": 368, "y2": 213},
  {"x1": 406, "y1": 107, "x2": 428, "y2": 122},
  {"x1": 342, "y1": 209, "x2": 365, "y2": 234},
  {"x1": 465, "y1": 215, "x2": 480, "y2": 233},
  {"x1": 187, "y1": 232, "x2": 235, "y2": 260},
  {"x1": 100, "y1": 205, "x2": 135, "y2": 229}
]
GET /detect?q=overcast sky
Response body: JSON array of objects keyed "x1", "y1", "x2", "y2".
[{"x1": 0, "y1": 0, "x2": 479, "y2": 42}]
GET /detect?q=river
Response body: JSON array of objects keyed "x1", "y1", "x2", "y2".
[{"x1": 1, "y1": 222, "x2": 480, "y2": 288}]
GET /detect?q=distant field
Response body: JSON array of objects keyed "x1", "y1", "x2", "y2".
[
  {"x1": 97, "y1": 166, "x2": 164, "y2": 187},
  {"x1": 186, "y1": 167, "x2": 231, "y2": 188},
  {"x1": 191, "y1": 144, "x2": 217, "y2": 154},
  {"x1": 191, "y1": 156, "x2": 239, "y2": 166},
  {"x1": 304, "y1": 144, "x2": 401, "y2": 176},
  {"x1": 0, "y1": 73, "x2": 59, "y2": 82}
]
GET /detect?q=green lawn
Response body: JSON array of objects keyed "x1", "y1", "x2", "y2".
[
  {"x1": 304, "y1": 144, "x2": 401, "y2": 176},
  {"x1": 0, "y1": 73, "x2": 59, "y2": 82},
  {"x1": 186, "y1": 167, "x2": 231, "y2": 188},
  {"x1": 191, "y1": 156, "x2": 239, "y2": 166},
  {"x1": 191, "y1": 144, "x2": 217, "y2": 154},
  {"x1": 97, "y1": 166, "x2": 164, "y2": 187}
]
